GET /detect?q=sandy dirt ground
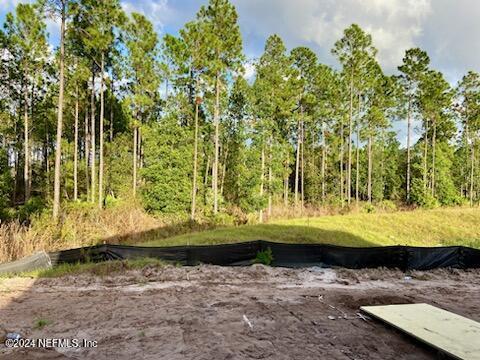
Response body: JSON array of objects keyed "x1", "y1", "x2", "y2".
[{"x1": 0, "y1": 265, "x2": 479, "y2": 360}]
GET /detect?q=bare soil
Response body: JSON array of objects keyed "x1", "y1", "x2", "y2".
[{"x1": 0, "y1": 265, "x2": 479, "y2": 359}]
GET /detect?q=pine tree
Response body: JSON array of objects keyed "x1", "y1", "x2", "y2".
[
  {"x1": 398, "y1": 48, "x2": 430, "y2": 202},
  {"x1": 313, "y1": 64, "x2": 337, "y2": 203},
  {"x1": 332, "y1": 24, "x2": 377, "y2": 204},
  {"x1": 42, "y1": 0, "x2": 70, "y2": 218},
  {"x1": 4, "y1": 3, "x2": 48, "y2": 203},
  {"x1": 196, "y1": 0, "x2": 243, "y2": 214},
  {"x1": 290, "y1": 47, "x2": 317, "y2": 210},
  {"x1": 418, "y1": 70, "x2": 454, "y2": 198},
  {"x1": 73, "y1": 0, "x2": 124, "y2": 206},
  {"x1": 124, "y1": 12, "x2": 160, "y2": 198},
  {"x1": 456, "y1": 72, "x2": 480, "y2": 205},
  {"x1": 253, "y1": 35, "x2": 294, "y2": 219},
  {"x1": 179, "y1": 20, "x2": 211, "y2": 220}
]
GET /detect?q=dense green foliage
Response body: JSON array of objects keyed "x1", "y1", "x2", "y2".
[
  {"x1": 0, "y1": 149, "x2": 13, "y2": 218},
  {"x1": 142, "y1": 114, "x2": 193, "y2": 213},
  {"x1": 0, "y1": 0, "x2": 479, "y2": 224}
]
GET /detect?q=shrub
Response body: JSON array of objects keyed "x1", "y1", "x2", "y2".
[
  {"x1": 410, "y1": 179, "x2": 439, "y2": 209},
  {"x1": 0, "y1": 149, "x2": 12, "y2": 220},
  {"x1": 253, "y1": 247, "x2": 274, "y2": 266},
  {"x1": 377, "y1": 200, "x2": 398, "y2": 212},
  {"x1": 141, "y1": 119, "x2": 193, "y2": 214},
  {"x1": 363, "y1": 203, "x2": 376, "y2": 213},
  {"x1": 209, "y1": 212, "x2": 236, "y2": 226},
  {"x1": 17, "y1": 197, "x2": 46, "y2": 223}
]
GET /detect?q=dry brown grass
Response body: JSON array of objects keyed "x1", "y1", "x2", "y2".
[
  {"x1": 265, "y1": 200, "x2": 401, "y2": 221},
  {"x1": 0, "y1": 197, "x2": 224, "y2": 263},
  {"x1": 0, "y1": 200, "x2": 163, "y2": 263},
  {"x1": 0, "y1": 221, "x2": 32, "y2": 263}
]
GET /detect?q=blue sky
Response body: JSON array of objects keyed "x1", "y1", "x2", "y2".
[
  {"x1": 2, "y1": 0, "x2": 479, "y2": 144},
  {"x1": 120, "y1": 0, "x2": 480, "y2": 84},
  {"x1": 2, "y1": 0, "x2": 479, "y2": 82}
]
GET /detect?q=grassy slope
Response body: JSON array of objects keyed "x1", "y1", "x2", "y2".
[{"x1": 141, "y1": 208, "x2": 480, "y2": 248}]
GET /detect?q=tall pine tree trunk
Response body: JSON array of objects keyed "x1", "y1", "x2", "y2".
[
  {"x1": 85, "y1": 108, "x2": 89, "y2": 199},
  {"x1": 133, "y1": 124, "x2": 137, "y2": 196},
  {"x1": 268, "y1": 136, "x2": 273, "y2": 217},
  {"x1": 347, "y1": 73, "x2": 354, "y2": 204},
  {"x1": 406, "y1": 96, "x2": 412, "y2": 201},
  {"x1": 356, "y1": 124, "x2": 360, "y2": 204},
  {"x1": 191, "y1": 97, "x2": 200, "y2": 221},
  {"x1": 204, "y1": 155, "x2": 210, "y2": 190},
  {"x1": 98, "y1": 53, "x2": 105, "y2": 208},
  {"x1": 212, "y1": 74, "x2": 220, "y2": 214},
  {"x1": 259, "y1": 145, "x2": 265, "y2": 223},
  {"x1": 284, "y1": 150, "x2": 289, "y2": 206},
  {"x1": 23, "y1": 68, "x2": 30, "y2": 202},
  {"x1": 294, "y1": 118, "x2": 301, "y2": 208},
  {"x1": 90, "y1": 67, "x2": 96, "y2": 203},
  {"x1": 423, "y1": 120, "x2": 429, "y2": 191},
  {"x1": 43, "y1": 110, "x2": 49, "y2": 191},
  {"x1": 53, "y1": 4, "x2": 65, "y2": 218},
  {"x1": 107, "y1": 79, "x2": 114, "y2": 197},
  {"x1": 367, "y1": 134, "x2": 372, "y2": 203},
  {"x1": 73, "y1": 86, "x2": 79, "y2": 201},
  {"x1": 356, "y1": 94, "x2": 361, "y2": 204},
  {"x1": 110, "y1": 78, "x2": 114, "y2": 142},
  {"x1": 321, "y1": 120, "x2": 326, "y2": 202},
  {"x1": 300, "y1": 120, "x2": 305, "y2": 212},
  {"x1": 340, "y1": 123, "x2": 344, "y2": 205},
  {"x1": 29, "y1": 82, "x2": 34, "y2": 194},
  {"x1": 220, "y1": 145, "x2": 228, "y2": 196},
  {"x1": 13, "y1": 148, "x2": 18, "y2": 204},
  {"x1": 431, "y1": 119, "x2": 436, "y2": 197},
  {"x1": 470, "y1": 139, "x2": 475, "y2": 206},
  {"x1": 138, "y1": 126, "x2": 142, "y2": 170},
  {"x1": 465, "y1": 123, "x2": 469, "y2": 200}
]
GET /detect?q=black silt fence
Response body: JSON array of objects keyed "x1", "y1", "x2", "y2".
[{"x1": 45, "y1": 240, "x2": 480, "y2": 271}]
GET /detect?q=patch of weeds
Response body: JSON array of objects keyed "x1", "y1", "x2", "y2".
[
  {"x1": 363, "y1": 203, "x2": 376, "y2": 214},
  {"x1": 34, "y1": 318, "x2": 51, "y2": 330},
  {"x1": 2, "y1": 258, "x2": 171, "y2": 279},
  {"x1": 253, "y1": 247, "x2": 274, "y2": 266}
]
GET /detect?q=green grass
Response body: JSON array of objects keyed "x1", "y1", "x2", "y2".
[
  {"x1": 34, "y1": 318, "x2": 51, "y2": 330},
  {"x1": 140, "y1": 207, "x2": 480, "y2": 248},
  {"x1": 0, "y1": 258, "x2": 170, "y2": 279}
]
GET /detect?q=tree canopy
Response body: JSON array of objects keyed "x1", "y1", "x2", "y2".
[{"x1": 1, "y1": 0, "x2": 479, "y2": 224}]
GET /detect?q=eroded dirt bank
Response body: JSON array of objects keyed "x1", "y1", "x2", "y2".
[{"x1": 0, "y1": 265, "x2": 479, "y2": 359}]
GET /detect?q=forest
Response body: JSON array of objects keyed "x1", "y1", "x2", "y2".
[{"x1": 0, "y1": 0, "x2": 480, "y2": 228}]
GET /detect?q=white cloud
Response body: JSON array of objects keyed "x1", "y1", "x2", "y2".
[
  {"x1": 233, "y1": 0, "x2": 432, "y2": 72},
  {"x1": 419, "y1": 0, "x2": 480, "y2": 83},
  {"x1": 121, "y1": 0, "x2": 172, "y2": 33}
]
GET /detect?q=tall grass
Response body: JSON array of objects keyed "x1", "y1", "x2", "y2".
[
  {"x1": 0, "y1": 200, "x2": 161, "y2": 263},
  {"x1": 0, "y1": 221, "x2": 33, "y2": 262},
  {"x1": 1, "y1": 201, "x2": 478, "y2": 263}
]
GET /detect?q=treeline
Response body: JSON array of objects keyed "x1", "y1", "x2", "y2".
[{"x1": 0, "y1": 0, "x2": 479, "y2": 223}]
